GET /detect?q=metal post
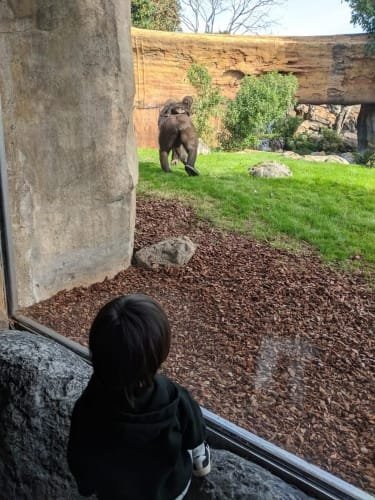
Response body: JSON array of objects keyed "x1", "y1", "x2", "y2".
[{"x1": 0, "y1": 97, "x2": 18, "y2": 317}]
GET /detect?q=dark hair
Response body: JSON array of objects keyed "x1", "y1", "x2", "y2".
[{"x1": 89, "y1": 294, "x2": 171, "y2": 397}]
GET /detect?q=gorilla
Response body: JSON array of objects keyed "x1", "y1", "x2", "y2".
[{"x1": 158, "y1": 96, "x2": 199, "y2": 176}]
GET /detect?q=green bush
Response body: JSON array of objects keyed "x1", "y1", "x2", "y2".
[
  {"x1": 218, "y1": 130, "x2": 260, "y2": 150},
  {"x1": 268, "y1": 115, "x2": 303, "y2": 150},
  {"x1": 186, "y1": 64, "x2": 224, "y2": 147},
  {"x1": 286, "y1": 128, "x2": 346, "y2": 155},
  {"x1": 366, "y1": 153, "x2": 375, "y2": 168},
  {"x1": 319, "y1": 128, "x2": 345, "y2": 153},
  {"x1": 220, "y1": 72, "x2": 298, "y2": 151},
  {"x1": 275, "y1": 115, "x2": 303, "y2": 142},
  {"x1": 287, "y1": 133, "x2": 320, "y2": 155},
  {"x1": 354, "y1": 150, "x2": 375, "y2": 167}
]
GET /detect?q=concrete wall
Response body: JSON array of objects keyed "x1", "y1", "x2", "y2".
[{"x1": 0, "y1": 0, "x2": 137, "y2": 308}]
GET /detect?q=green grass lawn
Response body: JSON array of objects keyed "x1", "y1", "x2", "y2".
[{"x1": 137, "y1": 148, "x2": 375, "y2": 270}]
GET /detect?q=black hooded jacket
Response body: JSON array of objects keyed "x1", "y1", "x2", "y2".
[{"x1": 67, "y1": 374, "x2": 206, "y2": 500}]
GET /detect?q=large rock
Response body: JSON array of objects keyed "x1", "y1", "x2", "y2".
[
  {"x1": 338, "y1": 152, "x2": 356, "y2": 164},
  {"x1": 303, "y1": 155, "x2": 349, "y2": 164},
  {"x1": 187, "y1": 449, "x2": 311, "y2": 499},
  {"x1": 249, "y1": 162, "x2": 292, "y2": 178},
  {"x1": 295, "y1": 104, "x2": 337, "y2": 129},
  {"x1": 282, "y1": 151, "x2": 302, "y2": 160},
  {"x1": 0, "y1": 0, "x2": 137, "y2": 307},
  {"x1": 0, "y1": 330, "x2": 91, "y2": 499},
  {"x1": 131, "y1": 29, "x2": 375, "y2": 147},
  {"x1": 134, "y1": 236, "x2": 197, "y2": 269}
]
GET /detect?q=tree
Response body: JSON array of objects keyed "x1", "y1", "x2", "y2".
[
  {"x1": 179, "y1": 0, "x2": 285, "y2": 34},
  {"x1": 131, "y1": 0, "x2": 180, "y2": 31},
  {"x1": 344, "y1": 0, "x2": 375, "y2": 52}
]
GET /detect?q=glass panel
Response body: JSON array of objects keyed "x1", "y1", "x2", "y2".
[{"x1": 23, "y1": 168, "x2": 375, "y2": 494}]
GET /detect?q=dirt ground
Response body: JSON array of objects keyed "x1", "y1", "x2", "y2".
[{"x1": 23, "y1": 197, "x2": 375, "y2": 493}]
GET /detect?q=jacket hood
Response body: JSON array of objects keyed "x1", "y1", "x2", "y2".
[{"x1": 86, "y1": 374, "x2": 180, "y2": 446}]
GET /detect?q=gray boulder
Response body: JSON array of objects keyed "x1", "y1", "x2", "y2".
[
  {"x1": 303, "y1": 154, "x2": 349, "y2": 164},
  {"x1": 339, "y1": 152, "x2": 356, "y2": 164},
  {"x1": 0, "y1": 330, "x2": 92, "y2": 499},
  {"x1": 249, "y1": 162, "x2": 292, "y2": 178},
  {"x1": 309, "y1": 151, "x2": 327, "y2": 156},
  {"x1": 187, "y1": 449, "x2": 311, "y2": 499},
  {"x1": 134, "y1": 236, "x2": 197, "y2": 269},
  {"x1": 282, "y1": 151, "x2": 302, "y2": 160}
]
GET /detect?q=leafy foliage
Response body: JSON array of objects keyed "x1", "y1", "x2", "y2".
[
  {"x1": 319, "y1": 128, "x2": 345, "y2": 153},
  {"x1": 366, "y1": 153, "x2": 375, "y2": 167},
  {"x1": 270, "y1": 115, "x2": 303, "y2": 150},
  {"x1": 131, "y1": 0, "x2": 180, "y2": 31},
  {"x1": 344, "y1": 0, "x2": 375, "y2": 53},
  {"x1": 186, "y1": 64, "x2": 224, "y2": 146},
  {"x1": 354, "y1": 150, "x2": 375, "y2": 167},
  {"x1": 286, "y1": 134, "x2": 318, "y2": 155},
  {"x1": 287, "y1": 128, "x2": 346, "y2": 155},
  {"x1": 220, "y1": 72, "x2": 298, "y2": 150},
  {"x1": 274, "y1": 115, "x2": 303, "y2": 141}
]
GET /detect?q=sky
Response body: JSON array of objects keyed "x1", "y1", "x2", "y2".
[{"x1": 269, "y1": 0, "x2": 363, "y2": 36}]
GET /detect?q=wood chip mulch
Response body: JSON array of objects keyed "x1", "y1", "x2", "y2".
[{"x1": 23, "y1": 197, "x2": 375, "y2": 494}]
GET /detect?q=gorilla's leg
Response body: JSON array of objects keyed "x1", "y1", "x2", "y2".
[
  {"x1": 180, "y1": 130, "x2": 199, "y2": 176},
  {"x1": 159, "y1": 150, "x2": 172, "y2": 172},
  {"x1": 171, "y1": 144, "x2": 188, "y2": 165},
  {"x1": 158, "y1": 118, "x2": 179, "y2": 172}
]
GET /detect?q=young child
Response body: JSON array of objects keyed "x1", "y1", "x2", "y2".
[{"x1": 68, "y1": 293, "x2": 210, "y2": 500}]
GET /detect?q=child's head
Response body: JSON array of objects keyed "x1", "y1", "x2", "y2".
[{"x1": 89, "y1": 294, "x2": 171, "y2": 395}]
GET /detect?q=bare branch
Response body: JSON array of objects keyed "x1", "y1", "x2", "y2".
[{"x1": 179, "y1": 0, "x2": 285, "y2": 34}]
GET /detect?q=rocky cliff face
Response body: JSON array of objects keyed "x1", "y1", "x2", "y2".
[
  {"x1": 132, "y1": 28, "x2": 375, "y2": 149},
  {"x1": 294, "y1": 104, "x2": 360, "y2": 149}
]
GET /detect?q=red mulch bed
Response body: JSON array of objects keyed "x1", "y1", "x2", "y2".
[{"x1": 23, "y1": 197, "x2": 375, "y2": 493}]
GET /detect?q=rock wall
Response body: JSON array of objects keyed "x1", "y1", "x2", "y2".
[
  {"x1": 131, "y1": 28, "x2": 375, "y2": 148},
  {"x1": 0, "y1": 0, "x2": 137, "y2": 308},
  {"x1": 0, "y1": 330, "x2": 311, "y2": 499},
  {"x1": 0, "y1": 330, "x2": 91, "y2": 499},
  {"x1": 294, "y1": 104, "x2": 360, "y2": 149}
]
